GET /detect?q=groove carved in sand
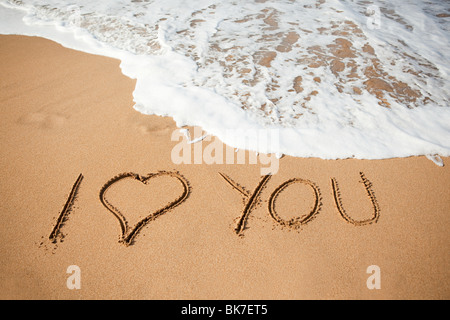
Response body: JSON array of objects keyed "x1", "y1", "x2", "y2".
[
  {"x1": 219, "y1": 173, "x2": 271, "y2": 236},
  {"x1": 268, "y1": 178, "x2": 322, "y2": 229},
  {"x1": 331, "y1": 172, "x2": 380, "y2": 226},
  {"x1": 47, "y1": 170, "x2": 380, "y2": 246},
  {"x1": 49, "y1": 173, "x2": 84, "y2": 243},
  {"x1": 99, "y1": 171, "x2": 191, "y2": 246}
]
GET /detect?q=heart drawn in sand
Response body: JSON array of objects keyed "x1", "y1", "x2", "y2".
[{"x1": 99, "y1": 171, "x2": 190, "y2": 246}]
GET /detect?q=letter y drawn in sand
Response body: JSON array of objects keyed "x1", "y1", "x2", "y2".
[{"x1": 219, "y1": 172, "x2": 271, "y2": 236}]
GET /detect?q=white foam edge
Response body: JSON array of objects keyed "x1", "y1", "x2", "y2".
[{"x1": 425, "y1": 154, "x2": 444, "y2": 167}]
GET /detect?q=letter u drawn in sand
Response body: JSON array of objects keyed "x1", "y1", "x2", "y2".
[{"x1": 331, "y1": 172, "x2": 380, "y2": 226}]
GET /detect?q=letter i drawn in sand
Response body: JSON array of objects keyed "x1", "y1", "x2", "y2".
[{"x1": 48, "y1": 173, "x2": 84, "y2": 244}]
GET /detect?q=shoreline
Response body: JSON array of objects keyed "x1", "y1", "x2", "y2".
[{"x1": 0, "y1": 35, "x2": 448, "y2": 299}]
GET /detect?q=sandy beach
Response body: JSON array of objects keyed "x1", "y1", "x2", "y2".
[{"x1": 0, "y1": 35, "x2": 448, "y2": 300}]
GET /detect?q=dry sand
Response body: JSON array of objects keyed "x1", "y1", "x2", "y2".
[{"x1": 0, "y1": 35, "x2": 448, "y2": 300}]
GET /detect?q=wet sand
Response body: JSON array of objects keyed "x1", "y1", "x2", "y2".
[{"x1": 0, "y1": 35, "x2": 448, "y2": 299}]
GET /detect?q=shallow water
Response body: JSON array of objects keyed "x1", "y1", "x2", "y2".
[{"x1": 1, "y1": 0, "x2": 449, "y2": 159}]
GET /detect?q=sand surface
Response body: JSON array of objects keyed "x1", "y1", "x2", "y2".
[{"x1": 0, "y1": 35, "x2": 448, "y2": 299}]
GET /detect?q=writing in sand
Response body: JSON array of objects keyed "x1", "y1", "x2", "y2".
[{"x1": 48, "y1": 170, "x2": 380, "y2": 246}]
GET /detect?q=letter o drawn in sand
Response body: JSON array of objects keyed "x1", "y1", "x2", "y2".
[
  {"x1": 99, "y1": 171, "x2": 190, "y2": 246},
  {"x1": 268, "y1": 178, "x2": 322, "y2": 228}
]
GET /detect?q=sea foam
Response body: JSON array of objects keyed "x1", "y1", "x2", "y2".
[{"x1": 1, "y1": 0, "x2": 449, "y2": 160}]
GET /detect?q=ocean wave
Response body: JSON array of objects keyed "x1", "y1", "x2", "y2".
[{"x1": 1, "y1": 0, "x2": 450, "y2": 159}]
